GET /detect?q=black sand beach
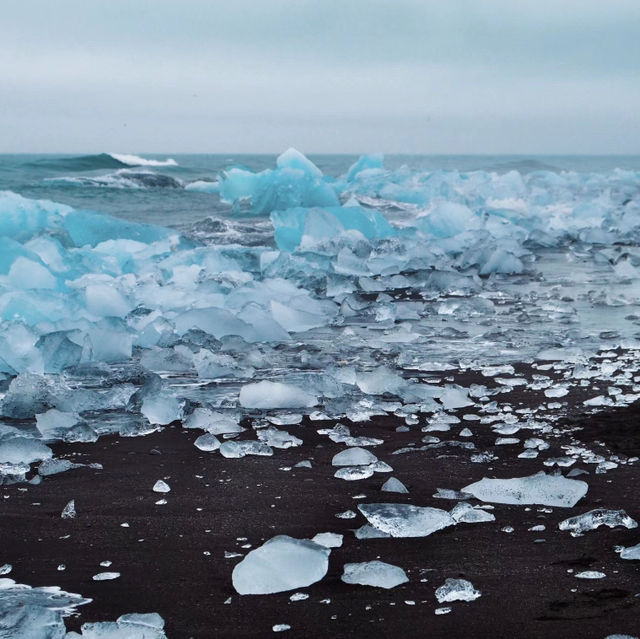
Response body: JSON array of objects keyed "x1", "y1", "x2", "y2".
[{"x1": 2, "y1": 363, "x2": 639, "y2": 638}]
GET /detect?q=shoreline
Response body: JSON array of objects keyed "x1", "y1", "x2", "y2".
[{"x1": 2, "y1": 360, "x2": 639, "y2": 638}]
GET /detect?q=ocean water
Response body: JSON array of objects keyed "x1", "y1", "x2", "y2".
[
  {"x1": 0, "y1": 149, "x2": 639, "y2": 479},
  {"x1": 4, "y1": 152, "x2": 640, "y2": 229}
]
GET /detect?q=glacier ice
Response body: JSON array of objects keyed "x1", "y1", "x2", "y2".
[
  {"x1": 232, "y1": 535, "x2": 330, "y2": 595},
  {"x1": 559, "y1": 509, "x2": 638, "y2": 536},
  {"x1": 462, "y1": 472, "x2": 588, "y2": 507},
  {"x1": 358, "y1": 503, "x2": 455, "y2": 538},
  {"x1": 341, "y1": 561, "x2": 409, "y2": 589}
]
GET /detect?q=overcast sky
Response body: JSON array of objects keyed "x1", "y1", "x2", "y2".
[{"x1": 1, "y1": 0, "x2": 639, "y2": 153}]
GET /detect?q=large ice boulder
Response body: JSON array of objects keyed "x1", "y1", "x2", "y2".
[{"x1": 232, "y1": 535, "x2": 330, "y2": 595}]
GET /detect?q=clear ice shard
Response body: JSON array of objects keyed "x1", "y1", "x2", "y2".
[
  {"x1": 450, "y1": 502, "x2": 496, "y2": 524},
  {"x1": 435, "y1": 578, "x2": 481, "y2": 603},
  {"x1": 311, "y1": 533, "x2": 343, "y2": 548},
  {"x1": 462, "y1": 472, "x2": 588, "y2": 507},
  {"x1": 61, "y1": 499, "x2": 76, "y2": 519},
  {"x1": 232, "y1": 535, "x2": 330, "y2": 595},
  {"x1": 357, "y1": 503, "x2": 455, "y2": 538},
  {"x1": 341, "y1": 561, "x2": 409, "y2": 589},
  {"x1": 219, "y1": 441, "x2": 273, "y2": 458},
  {"x1": 381, "y1": 477, "x2": 409, "y2": 494},
  {"x1": 239, "y1": 381, "x2": 317, "y2": 409},
  {"x1": 559, "y1": 509, "x2": 638, "y2": 536},
  {"x1": 152, "y1": 480, "x2": 170, "y2": 493}
]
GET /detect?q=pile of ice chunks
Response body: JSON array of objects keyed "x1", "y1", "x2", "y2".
[{"x1": 0, "y1": 147, "x2": 639, "y2": 483}]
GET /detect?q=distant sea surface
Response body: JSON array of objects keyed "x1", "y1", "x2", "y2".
[{"x1": 2, "y1": 153, "x2": 640, "y2": 229}]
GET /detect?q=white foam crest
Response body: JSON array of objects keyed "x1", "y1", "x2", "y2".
[{"x1": 109, "y1": 153, "x2": 178, "y2": 167}]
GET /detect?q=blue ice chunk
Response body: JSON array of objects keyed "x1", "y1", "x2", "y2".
[
  {"x1": 219, "y1": 148, "x2": 340, "y2": 215},
  {"x1": 416, "y1": 202, "x2": 479, "y2": 238},
  {"x1": 346, "y1": 153, "x2": 384, "y2": 181},
  {"x1": 0, "y1": 191, "x2": 68, "y2": 242},
  {"x1": 62, "y1": 209, "x2": 172, "y2": 247},
  {"x1": 271, "y1": 206, "x2": 396, "y2": 252}
]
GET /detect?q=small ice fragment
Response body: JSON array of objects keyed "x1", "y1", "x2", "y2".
[
  {"x1": 92, "y1": 572, "x2": 121, "y2": 581},
  {"x1": 462, "y1": 472, "x2": 587, "y2": 507},
  {"x1": 273, "y1": 624, "x2": 291, "y2": 632},
  {"x1": 381, "y1": 477, "x2": 409, "y2": 494},
  {"x1": 219, "y1": 440, "x2": 273, "y2": 458},
  {"x1": 61, "y1": 499, "x2": 76, "y2": 519},
  {"x1": 100, "y1": 560, "x2": 112, "y2": 567},
  {"x1": 336, "y1": 510, "x2": 356, "y2": 519},
  {"x1": 450, "y1": 502, "x2": 495, "y2": 524},
  {"x1": 0, "y1": 563, "x2": 12, "y2": 575},
  {"x1": 232, "y1": 535, "x2": 330, "y2": 595},
  {"x1": 194, "y1": 433, "x2": 221, "y2": 452},
  {"x1": 358, "y1": 503, "x2": 455, "y2": 538},
  {"x1": 57, "y1": 564, "x2": 66, "y2": 571},
  {"x1": 435, "y1": 578, "x2": 481, "y2": 603},
  {"x1": 354, "y1": 525, "x2": 392, "y2": 539},
  {"x1": 559, "y1": 509, "x2": 637, "y2": 536},
  {"x1": 332, "y1": 447, "x2": 378, "y2": 467},
  {"x1": 334, "y1": 466, "x2": 374, "y2": 481},
  {"x1": 619, "y1": 542, "x2": 640, "y2": 560},
  {"x1": 290, "y1": 592, "x2": 308, "y2": 601},
  {"x1": 294, "y1": 460, "x2": 312, "y2": 468},
  {"x1": 153, "y1": 480, "x2": 171, "y2": 493},
  {"x1": 312, "y1": 532, "x2": 343, "y2": 548},
  {"x1": 575, "y1": 571, "x2": 606, "y2": 579},
  {"x1": 341, "y1": 561, "x2": 409, "y2": 589},
  {"x1": 435, "y1": 606, "x2": 452, "y2": 615}
]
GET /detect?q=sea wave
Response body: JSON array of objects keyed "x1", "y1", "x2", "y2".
[
  {"x1": 45, "y1": 170, "x2": 183, "y2": 189},
  {"x1": 26, "y1": 153, "x2": 178, "y2": 172},
  {"x1": 109, "y1": 153, "x2": 178, "y2": 167}
]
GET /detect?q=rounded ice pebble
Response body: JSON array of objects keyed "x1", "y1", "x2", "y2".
[
  {"x1": 331, "y1": 447, "x2": 378, "y2": 467},
  {"x1": 194, "y1": 433, "x2": 221, "y2": 452},
  {"x1": 232, "y1": 535, "x2": 330, "y2": 595},
  {"x1": 153, "y1": 480, "x2": 170, "y2": 493},
  {"x1": 239, "y1": 381, "x2": 317, "y2": 409},
  {"x1": 341, "y1": 561, "x2": 409, "y2": 589}
]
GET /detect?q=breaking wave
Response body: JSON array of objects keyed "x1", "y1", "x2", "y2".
[{"x1": 26, "y1": 153, "x2": 178, "y2": 172}]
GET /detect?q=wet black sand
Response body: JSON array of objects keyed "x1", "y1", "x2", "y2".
[{"x1": 1, "y1": 369, "x2": 640, "y2": 638}]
